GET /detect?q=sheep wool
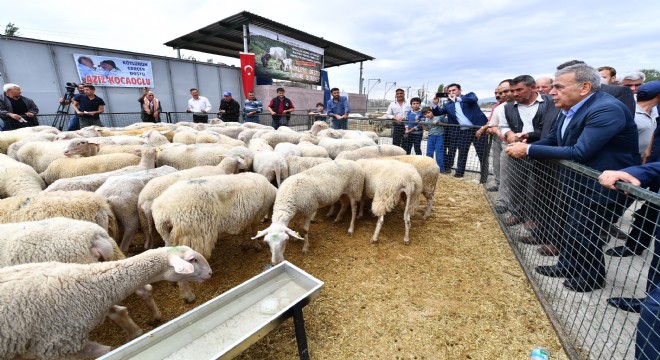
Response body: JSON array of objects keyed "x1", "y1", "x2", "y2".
[
  {"x1": 0, "y1": 246, "x2": 212, "y2": 360},
  {"x1": 40, "y1": 152, "x2": 141, "y2": 185}
]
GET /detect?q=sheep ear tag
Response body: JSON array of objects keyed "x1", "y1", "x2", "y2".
[{"x1": 168, "y1": 255, "x2": 194, "y2": 274}]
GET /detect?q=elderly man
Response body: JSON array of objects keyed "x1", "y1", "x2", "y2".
[
  {"x1": 535, "y1": 77, "x2": 553, "y2": 94},
  {"x1": 386, "y1": 88, "x2": 409, "y2": 148},
  {"x1": 186, "y1": 88, "x2": 212, "y2": 123},
  {"x1": 0, "y1": 83, "x2": 40, "y2": 131},
  {"x1": 621, "y1": 71, "x2": 646, "y2": 95},
  {"x1": 506, "y1": 63, "x2": 640, "y2": 292},
  {"x1": 138, "y1": 89, "x2": 162, "y2": 123}
]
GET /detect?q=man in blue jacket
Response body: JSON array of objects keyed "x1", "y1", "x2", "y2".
[
  {"x1": 433, "y1": 83, "x2": 488, "y2": 177},
  {"x1": 506, "y1": 63, "x2": 640, "y2": 292},
  {"x1": 599, "y1": 162, "x2": 660, "y2": 360}
]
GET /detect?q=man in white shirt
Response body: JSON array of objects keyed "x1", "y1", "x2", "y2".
[
  {"x1": 385, "y1": 88, "x2": 409, "y2": 148},
  {"x1": 186, "y1": 88, "x2": 212, "y2": 123}
]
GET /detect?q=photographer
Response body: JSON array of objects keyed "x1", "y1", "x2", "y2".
[
  {"x1": 60, "y1": 83, "x2": 85, "y2": 131},
  {"x1": 72, "y1": 84, "x2": 105, "y2": 128},
  {"x1": 0, "y1": 83, "x2": 39, "y2": 131}
]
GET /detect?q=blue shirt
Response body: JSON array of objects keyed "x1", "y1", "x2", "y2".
[
  {"x1": 560, "y1": 93, "x2": 594, "y2": 138},
  {"x1": 327, "y1": 96, "x2": 350, "y2": 117},
  {"x1": 405, "y1": 109, "x2": 423, "y2": 133},
  {"x1": 454, "y1": 97, "x2": 473, "y2": 128},
  {"x1": 243, "y1": 98, "x2": 263, "y2": 120}
]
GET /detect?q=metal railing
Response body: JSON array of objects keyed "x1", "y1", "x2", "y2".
[{"x1": 485, "y1": 137, "x2": 660, "y2": 359}]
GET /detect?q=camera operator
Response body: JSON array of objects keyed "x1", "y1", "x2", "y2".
[
  {"x1": 72, "y1": 84, "x2": 105, "y2": 128},
  {"x1": 60, "y1": 83, "x2": 85, "y2": 131},
  {"x1": 0, "y1": 83, "x2": 39, "y2": 131}
]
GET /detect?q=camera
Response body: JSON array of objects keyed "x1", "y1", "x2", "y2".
[
  {"x1": 435, "y1": 92, "x2": 449, "y2": 98},
  {"x1": 65, "y1": 82, "x2": 78, "y2": 95}
]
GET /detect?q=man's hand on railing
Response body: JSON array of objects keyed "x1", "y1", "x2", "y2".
[
  {"x1": 505, "y1": 141, "x2": 528, "y2": 159},
  {"x1": 598, "y1": 170, "x2": 641, "y2": 190}
]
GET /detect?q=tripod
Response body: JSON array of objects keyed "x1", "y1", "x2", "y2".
[{"x1": 51, "y1": 90, "x2": 75, "y2": 130}]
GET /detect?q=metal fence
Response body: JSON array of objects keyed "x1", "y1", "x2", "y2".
[
  {"x1": 25, "y1": 110, "x2": 652, "y2": 358},
  {"x1": 484, "y1": 137, "x2": 660, "y2": 359}
]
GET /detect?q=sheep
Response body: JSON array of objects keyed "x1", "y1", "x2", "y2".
[
  {"x1": 253, "y1": 149, "x2": 288, "y2": 186},
  {"x1": 340, "y1": 129, "x2": 380, "y2": 143},
  {"x1": 308, "y1": 120, "x2": 330, "y2": 135},
  {"x1": 356, "y1": 159, "x2": 423, "y2": 245},
  {"x1": 138, "y1": 157, "x2": 245, "y2": 250},
  {"x1": 259, "y1": 130, "x2": 304, "y2": 147},
  {"x1": 40, "y1": 152, "x2": 141, "y2": 185},
  {"x1": 0, "y1": 246, "x2": 211, "y2": 360},
  {"x1": 318, "y1": 137, "x2": 377, "y2": 159},
  {"x1": 389, "y1": 155, "x2": 441, "y2": 220},
  {"x1": 206, "y1": 125, "x2": 244, "y2": 139},
  {"x1": 45, "y1": 148, "x2": 162, "y2": 192},
  {"x1": 0, "y1": 190, "x2": 118, "y2": 240},
  {"x1": 172, "y1": 129, "x2": 199, "y2": 144},
  {"x1": 0, "y1": 129, "x2": 56, "y2": 154},
  {"x1": 253, "y1": 160, "x2": 365, "y2": 265},
  {"x1": 196, "y1": 130, "x2": 246, "y2": 147},
  {"x1": 285, "y1": 155, "x2": 331, "y2": 176},
  {"x1": 155, "y1": 143, "x2": 249, "y2": 170},
  {"x1": 282, "y1": 58, "x2": 292, "y2": 72},
  {"x1": 96, "y1": 167, "x2": 178, "y2": 252},
  {"x1": 248, "y1": 137, "x2": 273, "y2": 152},
  {"x1": 298, "y1": 140, "x2": 330, "y2": 157},
  {"x1": 152, "y1": 173, "x2": 276, "y2": 301},
  {"x1": 140, "y1": 129, "x2": 172, "y2": 146},
  {"x1": 241, "y1": 122, "x2": 273, "y2": 130},
  {"x1": 238, "y1": 128, "x2": 261, "y2": 144},
  {"x1": 274, "y1": 142, "x2": 302, "y2": 157},
  {"x1": 335, "y1": 144, "x2": 406, "y2": 161},
  {"x1": 0, "y1": 153, "x2": 46, "y2": 197},
  {"x1": 15, "y1": 140, "x2": 86, "y2": 173},
  {"x1": 6, "y1": 132, "x2": 57, "y2": 159},
  {"x1": 0, "y1": 218, "x2": 162, "y2": 337}
]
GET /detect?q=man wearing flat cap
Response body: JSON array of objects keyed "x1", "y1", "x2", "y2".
[{"x1": 218, "y1": 91, "x2": 240, "y2": 122}]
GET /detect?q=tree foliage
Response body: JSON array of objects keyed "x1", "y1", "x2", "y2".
[
  {"x1": 4, "y1": 23, "x2": 20, "y2": 36},
  {"x1": 639, "y1": 69, "x2": 660, "y2": 82},
  {"x1": 437, "y1": 83, "x2": 445, "y2": 93}
]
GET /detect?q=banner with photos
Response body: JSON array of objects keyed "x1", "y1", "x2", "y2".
[{"x1": 74, "y1": 54, "x2": 154, "y2": 88}]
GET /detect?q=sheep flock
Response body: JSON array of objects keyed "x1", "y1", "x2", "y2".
[{"x1": 0, "y1": 120, "x2": 443, "y2": 359}]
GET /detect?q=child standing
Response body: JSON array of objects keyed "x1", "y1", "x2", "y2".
[
  {"x1": 403, "y1": 97, "x2": 424, "y2": 155},
  {"x1": 420, "y1": 106, "x2": 448, "y2": 172},
  {"x1": 308, "y1": 103, "x2": 328, "y2": 123}
]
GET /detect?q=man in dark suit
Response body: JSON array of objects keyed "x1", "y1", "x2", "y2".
[
  {"x1": 506, "y1": 63, "x2": 641, "y2": 292},
  {"x1": 433, "y1": 83, "x2": 488, "y2": 177},
  {"x1": 599, "y1": 161, "x2": 660, "y2": 360}
]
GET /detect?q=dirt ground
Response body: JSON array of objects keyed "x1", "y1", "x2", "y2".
[{"x1": 90, "y1": 175, "x2": 569, "y2": 359}]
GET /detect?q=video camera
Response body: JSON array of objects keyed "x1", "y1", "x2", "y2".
[
  {"x1": 435, "y1": 92, "x2": 449, "y2": 98},
  {"x1": 65, "y1": 82, "x2": 78, "y2": 95}
]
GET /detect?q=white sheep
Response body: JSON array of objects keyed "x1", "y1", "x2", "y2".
[
  {"x1": 238, "y1": 128, "x2": 261, "y2": 144},
  {"x1": 196, "y1": 130, "x2": 246, "y2": 147},
  {"x1": 308, "y1": 121, "x2": 330, "y2": 135},
  {"x1": 285, "y1": 155, "x2": 331, "y2": 176},
  {"x1": 96, "y1": 166, "x2": 178, "y2": 252},
  {"x1": 253, "y1": 149, "x2": 288, "y2": 186},
  {"x1": 45, "y1": 147, "x2": 159, "y2": 192},
  {"x1": 241, "y1": 122, "x2": 273, "y2": 130},
  {"x1": 0, "y1": 153, "x2": 46, "y2": 197},
  {"x1": 259, "y1": 130, "x2": 304, "y2": 147},
  {"x1": 139, "y1": 129, "x2": 172, "y2": 146},
  {"x1": 138, "y1": 156, "x2": 245, "y2": 250},
  {"x1": 389, "y1": 155, "x2": 441, "y2": 220},
  {"x1": 0, "y1": 190, "x2": 118, "y2": 240},
  {"x1": 152, "y1": 173, "x2": 277, "y2": 301},
  {"x1": 16, "y1": 140, "x2": 88, "y2": 173},
  {"x1": 356, "y1": 159, "x2": 422, "y2": 244},
  {"x1": 335, "y1": 144, "x2": 406, "y2": 161},
  {"x1": 274, "y1": 142, "x2": 302, "y2": 157},
  {"x1": 206, "y1": 125, "x2": 244, "y2": 139},
  {"x1": 253, "y1": 160, "x2": 365, "y2": 264},
  {"x1": 6, "y1": 132, "x2": 57, "y2": 159},
  {"x1": 0, "y1": 246, "x2": 211, "y2": 360},
  {"x1": 0, "y1": 129, "x2": 58, "y2": 154},
  {"x1": 318, "y1": 137, "x2": 376, "y2": 159},
  {"x1": 0, "y1": 218, "x2": 162, "y2": 337},
  {"x1": 155, "y1": 143, "x2": 252, "y2": 170},
  {"x1": 40, "y1": 152, "x2": 141, "y2": 185}
]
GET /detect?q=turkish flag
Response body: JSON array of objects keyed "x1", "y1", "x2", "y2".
[{"x1": 240, "y1": 52, "x2": 256, "y2": 98}]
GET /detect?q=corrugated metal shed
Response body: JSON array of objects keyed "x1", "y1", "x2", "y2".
[{"x1": 164, "y1": 11, "x2": 374, "y2": 68}]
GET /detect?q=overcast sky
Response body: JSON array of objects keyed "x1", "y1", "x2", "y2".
[{"x1": 4, "y1": 0, "x2": 660, "y2": 100}]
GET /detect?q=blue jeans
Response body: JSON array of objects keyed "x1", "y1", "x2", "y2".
[
  {"x1": 66, "y1": 115, "x2": 80, "y2": 131},
  {"x1": 426, "y1": 134, "x2": 445, "y2": 172},
  {"x1": 332, "y1": 118, "x2": 348, "y2": 130}
]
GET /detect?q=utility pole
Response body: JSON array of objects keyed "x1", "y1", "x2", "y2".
[{"x1": 383, "y1": 81, "x2": 397, "y2": 100}]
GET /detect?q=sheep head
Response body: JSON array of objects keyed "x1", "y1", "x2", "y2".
[{"x1": 252, "y1": 222, "x2": 303, "y2": 265}]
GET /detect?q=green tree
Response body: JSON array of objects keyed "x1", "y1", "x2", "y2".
[
  {"x1": 4, "y1": 23, "x2": 20, "y2": 36},
  {"x1": 639, "y1": 69, "x2": 660, "y2": 82}
]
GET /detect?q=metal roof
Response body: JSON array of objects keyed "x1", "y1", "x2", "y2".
[{"x1": 164, "y1": 11, "x2": 374, "y2": 68}]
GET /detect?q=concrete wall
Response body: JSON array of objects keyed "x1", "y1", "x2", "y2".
[
  {"x1": 0, "y1": 36, "x2": 243, "y2": 115},
  {"x1": 254, "y1": 85, "x2": 367, "y2": 114}
]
